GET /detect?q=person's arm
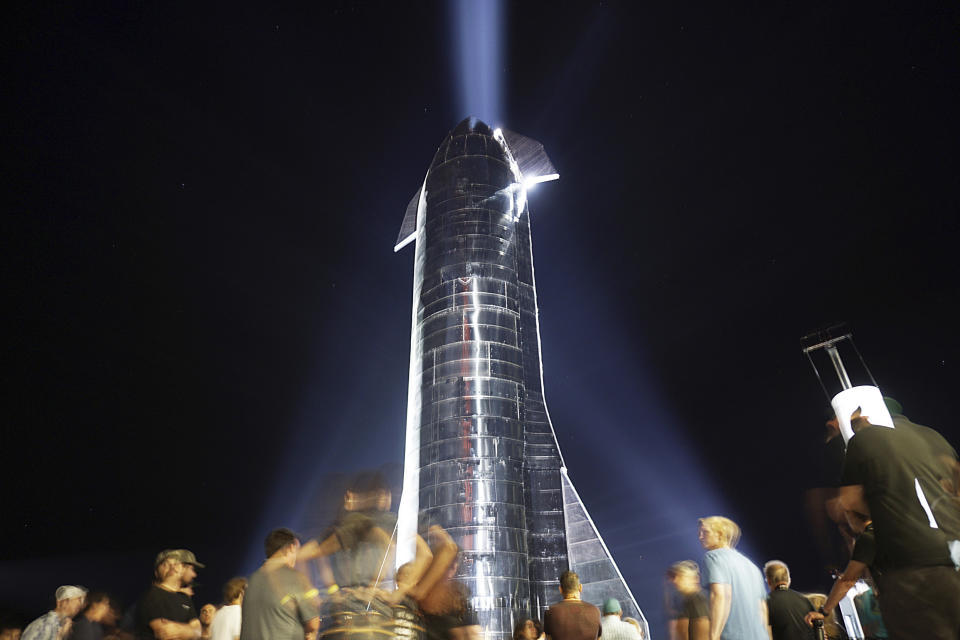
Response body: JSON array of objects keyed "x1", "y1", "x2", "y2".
[
  {"x1": 298, "y1": 534, "x2": 341, "y2": 563},
  {"x1": 149, "y1": 618, "x2": 201, "y2": 640},
  {"x1": 406, "y1": 526, "x2": 456, "y2": 601},
  {"x1": 303, "y1": 616, "x2": 320, "y2": 640},
  {"x1": 57, "y1": 618, "x2": 74, "y2": 640},
  {"x1": 804, "y1": 560, "x2": 867, "y2": 627},
  {"x1": 667, "y1": 619, "x2": 680, "y2": 640},
  {"x1": 449, "y1": 627, "x2": 481, "y2": 640},
  {"x1": 760, "y1": 599, "x2": 770, "y2": 640},
  {"x1": 708, "y1": 583, "x2": 731, "y2": 640},
  {"x1": 690, "y1": 618, "x2": 709, "y2": 640},
  {"x1": 673, "y1": 618, "x2": 689, "y2": 640}
]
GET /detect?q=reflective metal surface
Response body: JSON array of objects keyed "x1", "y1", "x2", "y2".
[{"x1": 396, "y1": 118, "x2": 647, "y2": 639}]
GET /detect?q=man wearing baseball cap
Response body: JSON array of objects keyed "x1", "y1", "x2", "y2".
[
  {"x1": 135, "y1": 549, "x2": 205, "y2": 640},
  {"x1": 21, "y1": 585, "x2": 87, "y2": 640},
  {"x1": 599, "y1": 599, "x2": 640, "y2": 640}
]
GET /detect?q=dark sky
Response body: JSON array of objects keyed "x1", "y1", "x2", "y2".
[{"x1": 3, "y1": 1, "x2": 959, "y2": 636}]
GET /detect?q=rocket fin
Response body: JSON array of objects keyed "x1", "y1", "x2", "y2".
[
  {"x1": 395, "y1": 188, "x2": 421, "y2": 252},
  {"x1": 501, "y1": 129, "x2": 558, "y2": 180},
  {"x1": 560, "y1": 468, "x2": 649, "y2": 637}
]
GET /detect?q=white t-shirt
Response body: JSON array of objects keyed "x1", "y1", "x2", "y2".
[{"x1": 210, "y1": 604, "x2": 242, "y2": 640}]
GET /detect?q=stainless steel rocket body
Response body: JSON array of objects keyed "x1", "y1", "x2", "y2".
[{"x1": 396, "y1": 118, "x2": 646, "y2": 640}]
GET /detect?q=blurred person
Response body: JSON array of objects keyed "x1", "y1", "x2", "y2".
[
  {"x1": 22, "y1": 585, "x2": 87, "y2": 640},
  {"x1": 196, "y1": 608, "x2": 214, "y2": 640},
  {"x1": 533, "y1": 618, "x2": 547, "y2": 640},
  {"x1": 534, "y1": 619, "x2": 545, "y2": 640},
  {"x1": 1, "y1": 617, "x2": 23, "y2": 640},
  {"x1": 239, "y1": 528, "x2": 319, "y2": 640},
  {"x1": 413, "y1": 527, "x2": 478, "y2": 640},
  {"x1": 803, "y1": 595, "x2": 843, "y2": 640},
  {"x1": 698, "y1": 516, "x2": 767, "y2": 640},
  {"x1": 762, "y1": 561, "x2": 813, "y2": 640},
  {"x1": 208, "y1": 578, "x2": 245, "y2": 640},
  {"x1": 543, "y1": 570, "x2": 601, "y2": 640},
  {"x1": 300, "y1": 473, "x2": 434, "y2": 640},
  {"x1": 600, "y1": 599, "x2": 639, "y2": 640},
  {"x1": 514, "y1": 619, "x2": 538, "y2": 640},
  {"x1": 0, "y1": 627, "x2": 21, "y2": 640},
  {"x1": 298, "y1": 471, "x2": 429, "y2": 591},
  {"x1": 666, "y1": 561, "x2": 708, "y2": 640},
  {"x1": 134, "y1": 549, "x2": 204, "y2": 640},
  {"x1": 101, "y1": 601, "x2": 129, "y2": 640},
  {"x1": 396, "y1": 525, "x2": 459, "y2": 606},
  {"x1": 70, "y1": 593, "x2": 117, "y2": 640},
  {"x1": 837, "y1": 402, "x2": 960, "y2": 639}
]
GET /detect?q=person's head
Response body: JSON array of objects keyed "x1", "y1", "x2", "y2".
[
  {"x1": 763, "y1": 560, "x2": 790, "y2": 589},
  {"x1": 666, "y1": 560, "x2": 702, "y2": 595},
  {"x1": 345, "y1": 471, "x2": 391, "y2": 512},
  {"x1": 154, "y1": 550, "x2": 204, "y2": 587},
  {"x1": 223, "y1": 577, "x2": 247, "y2": 606},
  {"x1": 850, "y1": 407, "x2": 873, "y2": 434},
  {"x1": 80, "y1": 592, "x2": 112, "y2": 623},
  {"x1": 199, "y1": 604, "x2": 216, "y2": 627},
  {"x1": 806, "y1": 593, "x2": 827, "y2": 611},
  {"x1": 264, "y1": 528, "x2": 300, "y2": 565},
  {"x1": 824, "y1": 406, "x2": 841, "y2": 441},
  {"x1": 0, "y1": 620, "x2": 21, "y2": 640},
  {"x1": 698, "y1": 516, "x2": 740, "y2": 550},
  {"x1": 513, "y1": 618, "x2": 538, "y2": 640},
  {"x1": 558, "y1": 570, "x2": 581, "y2": 598},
  {"x1": 601, "y1": 598, "x2": 621, "y2": 617},
  {"x1": 54, "y1": 586, "x2": 87, "y2": 618}
]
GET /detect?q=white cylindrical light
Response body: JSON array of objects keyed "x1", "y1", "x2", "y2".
[{"x1": 832, "y1": 385, "x2": 894, "y2": 443}]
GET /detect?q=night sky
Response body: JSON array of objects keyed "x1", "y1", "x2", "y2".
[{"x1": 4, "y1": 1, "x2": 959, "y2": 637}]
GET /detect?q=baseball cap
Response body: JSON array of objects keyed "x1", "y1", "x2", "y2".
[
  {"x1": 155, "y1": 549, "x2": 206, "y2": 568},
  {"x1": 883, "y1": 396, "x2": 903, "y2": 416},
  {"x1": 55, "y1": 585, "x2": 88, "y2": 601},
  {"x1": 602, "y1": 598, "x2": 621, "y2": 614}
]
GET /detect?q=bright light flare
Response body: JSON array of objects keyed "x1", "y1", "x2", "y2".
[{"x1": 523, "y1": 173, "x2": 560, "y2": 189}]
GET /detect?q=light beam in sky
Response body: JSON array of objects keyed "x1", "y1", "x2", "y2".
[{"x1": 450, "y1": 0, "x2": 504, "y2": 125}]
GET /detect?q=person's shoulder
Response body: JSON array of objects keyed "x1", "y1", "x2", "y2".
[
  {"x1": 847, "y1": 425, "x2": 887, "y2": 449},
  {"x1": 138, "y1": 585, "x2": 167, "y2": 608},
  {"x1": 703, "y1": 547, "x2": 725, "y2": 560}
]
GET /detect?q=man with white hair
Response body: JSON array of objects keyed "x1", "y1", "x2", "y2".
[
  {"x1": 762, "y1": 560, "x2": 813, "y2": 640},
  {"x1": 21, "y1": 585, "x2": 87, "y2": 640}
]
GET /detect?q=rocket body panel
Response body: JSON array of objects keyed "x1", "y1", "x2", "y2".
[{"x1": 397, "y1": 118, "x2": 646, "y2": 639}]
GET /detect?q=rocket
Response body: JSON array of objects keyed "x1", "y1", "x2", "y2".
[{"x1": 394, "y1": 118, "x2": 647, "y2": 639}]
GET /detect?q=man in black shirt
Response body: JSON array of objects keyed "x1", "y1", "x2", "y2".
[
  {"x1": 763, "y1": 561, "x2": 813, "y2": 640},
  {"x1": 838, "y1": 405, "x2": 960, "y2": 639},
  {"x1": 135, "y1": 549, "x2": 204, "y2": 640}
]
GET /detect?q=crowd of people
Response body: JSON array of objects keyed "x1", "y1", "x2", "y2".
[
  {"x1": 663, "y1": 397, "x2": 960, "y2": 640},
  {"x1": 3, "y1": 398, "x2": 958, "y2": 640}
]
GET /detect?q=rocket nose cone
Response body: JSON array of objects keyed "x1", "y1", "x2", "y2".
[{"x1": 452, "y1": 116, "x2": 494, "y2": 137}]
